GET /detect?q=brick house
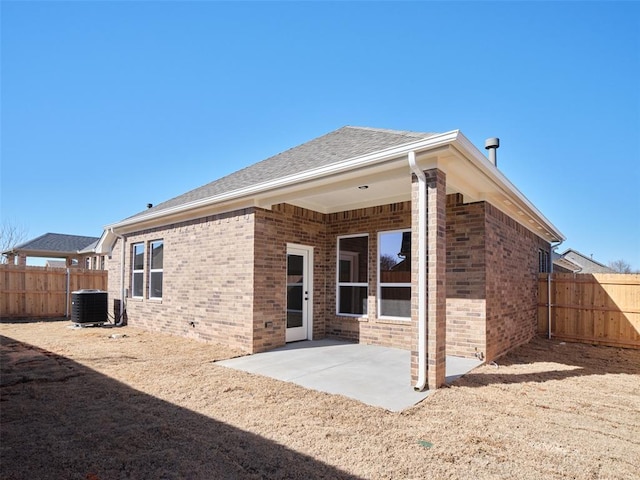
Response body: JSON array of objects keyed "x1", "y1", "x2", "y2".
[
  {"x1": 97, "y1": 126, "x2": 564, "y2": 389},
  {"x1": 553, "y1": 248, "x2": 615, "y2": 273}
]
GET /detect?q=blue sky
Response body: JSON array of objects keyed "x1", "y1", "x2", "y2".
[{"x1": 2, "y1": 1, "x2": 639, "y2": 268}]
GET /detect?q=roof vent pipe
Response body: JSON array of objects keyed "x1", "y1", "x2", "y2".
[{"x1": 485, "y1": 137, "x2": 500, "y2": 166}]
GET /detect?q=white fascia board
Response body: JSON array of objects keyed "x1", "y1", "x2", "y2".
[
  {"x1": 13, "y1": 249, "x2": 73, "y2": 258},
  {"x1": 107, "y1": 130, "x2": 462, "y2": 232},
  {"x1": 451, "y1": 134, "x2": 566, "y2": 242},
  {"x1": 95, "y1": 229, "x2": 118, "y2": 255}
]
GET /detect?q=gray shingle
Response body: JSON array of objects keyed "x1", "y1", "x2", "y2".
[
  {"x1": 127, "y1": 126, "x2": 436, "y2": 220},
  {"x1": 12, "y1": 233, "x2": 100, "y2": 253},
  {"x1": 559, "y1": 249, "x2": 615, "y2": 274}
]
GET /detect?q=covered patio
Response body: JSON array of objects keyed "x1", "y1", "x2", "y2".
[{"x1": 217, "y1": 339, "x2": 482, "y2": 411}]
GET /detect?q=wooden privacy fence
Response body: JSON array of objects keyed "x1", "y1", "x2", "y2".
[
  {"x1": 538, "y1": 273, "x2": 640, "y2": 349},
  {"x1": 0, "y1": 264, "x2": 108, "y2": 319}
]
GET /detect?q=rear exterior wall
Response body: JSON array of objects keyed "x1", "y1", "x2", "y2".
[
  {"x1": 251, "y1": 204, "x2": 328, "y2": 353},
  {"x1": 106, "y1": 210, "x2": 256, "y2": 352},
  {"x1": 104, "y1": 198, "x2": 550, "y2": 360},
  {"x1": 484, "y1": 203, "x2": 550, "y2": 360},
  {"x1": 445, "y1": 196, "x2": 487, "y2": 358}
]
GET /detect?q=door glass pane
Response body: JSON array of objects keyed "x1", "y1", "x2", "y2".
[
  {"x1": 287, "y1": 254, "x2": 303, "y2": 282},
  {"x1": 287, "y1": 254, "x2": 304, "y2": 329}
]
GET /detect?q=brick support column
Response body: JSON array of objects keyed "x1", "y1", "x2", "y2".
[
  {"x1": 411, "y1": 167, "x2": 446, "y2": 389},
  {"x1": 426, "y1": 169, "x2": 446, "y2": 389}
]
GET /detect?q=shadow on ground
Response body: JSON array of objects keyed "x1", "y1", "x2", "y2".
[
  {"x1": 0, "y1": 335, "x2": 360, "y2": 480},
  {"x1": 0, "y1": 316, "x2": 71, "y2": 324},
  {"x1": 455, "y1": 336, "x2": 640, "y2": 388}
]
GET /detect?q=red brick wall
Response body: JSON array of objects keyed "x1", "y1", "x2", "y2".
[
  {"x1": 484, "y1": 203, "x2": 550, "y2": 360},
  {"x1": 443, "y1": 196, "x2": 551, "y2": 361},
  {"x1": 252, "y1": 204, "x2": 328, "y2": 352},
  {"x1": 106, "y1": 210, "x2": 256, "y2": 352},
  {"x1": 445, "y1": 196, "x2": 487, "y2": 358},
  {"x1": 104, "y1": 196, "x2": 550, "y2": 363},
  {"x1": 426, "y1": 169, "x2": 447, "y2": 389}
]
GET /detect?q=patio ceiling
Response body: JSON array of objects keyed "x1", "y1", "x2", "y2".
[{"x1": 252, "y1": 141, "x2": 562, "y2": 243}]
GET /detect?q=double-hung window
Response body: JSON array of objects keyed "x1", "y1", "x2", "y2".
[
  {"x1": 149, "y1": 240, "x2": 164, "y2": 298},
  {"x1": 149, "y1": 240, "x2": 164, "y2": 299},
  {"x1": 337, "y1": 235, "x2": 368, "y2": 315},
  {"x1": 132, "y1": 243, "x2": 145, "y2": 298},
  {"x1": 378, "y1": 230, "x2": 411, "y2": 318},
  {"x1": 538, "y1": 249, "x2": 550, "y2": 273}
]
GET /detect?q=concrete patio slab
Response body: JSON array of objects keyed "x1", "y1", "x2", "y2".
[{"x1": 217, "y1": 339, "x2": 482, "y2": 411}]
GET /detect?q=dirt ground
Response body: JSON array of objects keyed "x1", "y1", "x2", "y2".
[{"x1": 1, "y1": 320, "x2": 639, "y2": 480}]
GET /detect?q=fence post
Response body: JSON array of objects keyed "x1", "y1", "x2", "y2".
[
  {"x1": 547, "y1": 272, "x2": 552, "y2": 339},
  {"x1": 65, "y1": 268, "x2": 70, "y2": 318}
]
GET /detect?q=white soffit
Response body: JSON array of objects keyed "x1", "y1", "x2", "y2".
[{"x1": 444, "y1": 136, "x2": 565, "y2": 242}]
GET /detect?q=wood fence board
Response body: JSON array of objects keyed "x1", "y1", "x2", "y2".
[
  {"x1": 0, "y1": 265, "x2": 107, "y2": 318},
  {"x1": 538, "y1": 273, "x2": 640, "y2": 349}
]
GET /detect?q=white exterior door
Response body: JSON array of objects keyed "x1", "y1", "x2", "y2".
[{"x1": 286, "y1": 244, "x2": 313, "y2": 342}]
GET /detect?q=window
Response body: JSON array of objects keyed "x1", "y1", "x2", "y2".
[
  {"x1": 539, "y1": 249, "x2": 550, "y2": 273},
  {"x1": 149, "y1": 240, "x2": 163, "y2": 299},
  {"x1": 132, "y1": 243, "x2": 144, "y2": 298},
  {"x1": 337, "y1": 235, "x2": 368, "y2": 315},
  {"x1": 378, "y1": 230, "x2": 411, "y2": 318}
]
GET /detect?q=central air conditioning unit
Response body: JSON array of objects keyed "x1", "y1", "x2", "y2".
[{"x1": 71, "y1": 289, "x2": 107, "y2": 325}]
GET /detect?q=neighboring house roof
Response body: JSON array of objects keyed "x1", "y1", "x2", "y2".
[
  {"x1": 45, "y1": 260, "x2": 67, "y2": 268},
  {"x1": 552, "y1": 255, "x2": 582, "y2": 273},
  {"x1": 3, "y1": 233, "x2": 100, "y2": 258},
  {"x1": 556, "y1": 249, "x2": 615, "y2": 273},
  {"x1": 98, "y1": 126, "x2": 565, "y2": 252}
]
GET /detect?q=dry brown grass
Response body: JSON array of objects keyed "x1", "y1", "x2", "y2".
[{"x1": 1, "y1": 320, "x2": 639, "y2": 479}]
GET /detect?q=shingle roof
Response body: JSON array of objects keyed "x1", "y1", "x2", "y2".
[
  {"x1": 45, "y1": 260, "x2": 67, "y2": 268},
  {"x1": 9, "y1": 233, "x2": 100, "y2": 254},
  {"x1": 559, "y1": 249, "x2": 615, "y2": 274},
  {"x1": 553, "y1": 256, "x2": 581, "y2": 273},
  {"x1": 127, "y1": 126, "x2": 436, "y2": 220}
]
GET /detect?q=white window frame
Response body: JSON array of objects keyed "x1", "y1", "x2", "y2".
[
  {"x1": 539, "y1": 249, "x2": 550, "y2": 273},
  {"x1": 336, "y1": 234, "x2": 369, "y2": 317},
  {"x1": 149, "y1": 240, "x2": 163, "y2": 300},
  {"x1": 378, "y1": 229, "x2": 411, "y2": 320},
  {"x1": 132, "y1": 242, "x2": 145, "y2": 298}
]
